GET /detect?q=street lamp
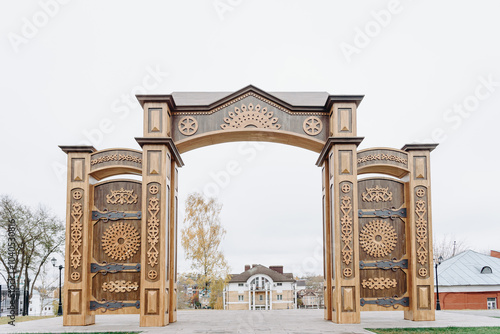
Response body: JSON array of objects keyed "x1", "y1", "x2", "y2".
[
  {"x1": 51, "y1": 257, "x2": 63, "y2": 316},
  {"x1": 435, "y1": 255, "x2": 443, "y2": 311}
]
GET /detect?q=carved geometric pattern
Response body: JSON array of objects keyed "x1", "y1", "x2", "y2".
[
  {"x1": 357, "y1": 153, "x2": 408, "y2": 165},
  {"x1": 148, "y1": 270, "x2": 158, "y2": 280},
  {"x1": 178, "y1": 116, "x2": 198, "y2": 136},
  {"x1": 361, "y1": 277, "x2": 397, "y2": 290},
  {"x1": 360, "y1": 220, "x2": 397, "y2": 258},
  {"x1": 71, "y1": 272, "x2": 80, "y2": 281},
  {"x1": 70, "y1": 202, "x2": 83, "y2": 269},
  {"x1": 90, "y1": 154, "x2": 142, "y2": 166},
  {"x1": 340, "y1": 195, "x2": 353, "y2": 266},
  {"x1": 343, "y1": 268, "x2": 352, "y2": 277},
  {"x1": 415, "y1": 199, "x2": 428, "y2": 266},
  {"x1": 102, "y1": 280, "x2": 139, "y2": 293},
  {"x1": 418, "y1": 268, "x2": 428, "y2": 277},
  {"x1": 106, "y1": 188, "x2": 138, "y2": 205},
  {"x1": 302, "y1": 116, "x2": 323, "y2": 136},
  {"x1": 341, "y1": 184, "x2": 351, "y2": 193},
  {"x1": 221, "y1": 103, "x2": 281, "y2": 130},
  {"x1": 147, "y1": 197, "x2": 160, "y2": 267},
  {"x1": 149, "y1": 184, "x2": 159, "y2": 195},
  {"x1": 72, "y1": 190, "x2": 83, "y2": 200},
  {"x1": 102, "y1": 222, "x2": 140, "y2": 261},
  {"x1": 416, "y1": 188, "x2": 426, "y2": 198},
  {"x1": 362, "y1": 186, "x2": 393, "y2": 202}
]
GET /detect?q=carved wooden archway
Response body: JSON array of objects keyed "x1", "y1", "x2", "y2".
[{"x1": 60, "y1": 85, "x2": 437, "y2": 327}]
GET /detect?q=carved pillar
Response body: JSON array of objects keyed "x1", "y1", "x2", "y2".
[
  {"x1": 318, "y1": 100, "x2": 363, "y2": 324},
  {"x1": 59, "y1": 146, "x2": 96, "y2": 326},
  {"x1": 403, "y1": 144, "x2": 438, "y2": 321},
  {"x1": 168, "y1": 161, "x2": 179, "y2": 323},
  {"x1": 321, "y1": 159, "x2": 332, "y2": 320},
  {"x1": 137, "y1": 100, "x2": 183, "y2": 327}
]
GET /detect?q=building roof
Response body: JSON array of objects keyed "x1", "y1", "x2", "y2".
[
  {"x1": 229, "y1": 264, "x2": 295, "y2": 283},
  {"x1": 439, "y1": 250, "x2": 500, "y2": 286}
]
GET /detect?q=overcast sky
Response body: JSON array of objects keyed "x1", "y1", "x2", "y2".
[{"x1": 1, "y1": 1, "x2": 499, "y2": 278}]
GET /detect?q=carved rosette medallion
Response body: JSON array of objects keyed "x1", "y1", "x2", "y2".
[
  {"x1": 303, "y1": 116, "x2": 323, "y2": 136},
  {"x1": 221, "y1": 103, "x2": 281, "y2": 130},
  {"x1": 102, "y1": 280, "x2": 139, "y2": 293},
  {"x1": 361, "y1": 277, "x2": 397, "y2": 290},
  {"x1": 415, "y1": 186, "x2": 429, "y2": 277},
  {"x1": 106, "y1": 188, "x2": 138, "y2": 205},
  {"x1": 102, "y1": 222, "x2": 140, "y2": 261},
  {"x1": 70, "y1": 188, "x2": 84, "y2": 282},
  {"x1": 178, "y1": 116, "x2": 198, "y2": 136},
  {"x1": 340, "y1": 181, "x2": 354, "y2": 278},
  {"x1": 362, "y1": 186, "x2": 393, "y2": 202},
  {"x1": 360, "y1": 220, "x2": 397, "y2": 258},
  {"x1": 146, "y1": 182, "x2": 161, "y2": 281}
]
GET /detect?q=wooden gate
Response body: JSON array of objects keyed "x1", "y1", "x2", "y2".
[
  {"x1": 357, "y1": 178, "x2": 409, "y2": 310},
  {"x1": 90, "y1": 180, "x2": 142, "y2": 313}
]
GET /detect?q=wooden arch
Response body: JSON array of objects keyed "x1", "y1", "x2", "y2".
[{"x1": 60, "y1": 85, "x2": 438, "y2": 327}]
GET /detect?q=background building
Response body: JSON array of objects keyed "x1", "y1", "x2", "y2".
[
  {"x1": 436, "y1": 250, "x2": 500, "y2": 310},
  {"x1": 224, "y1": 265, "x2": 296, "y2": 310}
]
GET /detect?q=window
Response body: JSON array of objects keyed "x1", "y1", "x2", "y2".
[
  {"x1": 238, "y1": 283, "x2": 244, "y2": 287},
  {"x1": 260, "y1": 295, "x2": 263, "y2": 301},
  {"x1": 277, "y1": 283, "x2": 282, "y2": 286},
  {"x1": 238, "y1": 295, "x2": 244, "y2": 301},
  {"x1": 481, "y1": 266, "x2": 493, "y2": 274},
  {"x1": 277, "y1": 294, "x2": 283, "y2": 300},
  {"x1": 487, "y1": 298, "x2": 497, "y2": 309}
]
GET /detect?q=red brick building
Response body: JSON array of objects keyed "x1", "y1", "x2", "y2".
[{"x1": 436, "y1": 250, "x2": 500, "y2": 310}]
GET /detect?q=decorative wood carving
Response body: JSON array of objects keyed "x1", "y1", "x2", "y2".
[
  {"x1": 147, "y1": 197, "x2": 160, "y2": 267},
  {"x1": 418, "y1": 268, "x2": 428, "y2": 277},
  {"x1": 362, "y1": 186, "x2": 393, "y2": 202},
  {"x1": 303, "y1": 116, "x2": 323, "y2": 136},
  {"x1": 357, "y1": 153, "x2": 408, "y2": 165},
  {"x1": 71, "y1": 272, "x2": 80, "y2": 281},
  {"x1": 221, "y1": 103, "x2": 281, "y2": 130},
  {"x1": 415, "y1": 198, "x2": 428, "y2": 266},
  {"x1": 102, "y1": 222, "x2": 141, "y2": 261},
  {"x1": 360, "y1": 220, "x2": 397, "y2": 258},
  {"x1": 102, "y1": 280, "x2": 139, "y2": 293},
  {"x1": 106, "y1": 188, "x2": 138, "y2": 205},
  {"x1": 91, "y1": 154, "x2": 142, "y2": 166},
  {"x1": 70, "y1": 192, "x2": 83, "y2": 272},
  {"x1": 340, "y1": 193, "x2": 353, "y2": 269},
  {"x1": 148, "y1": 270, "x2": 158, "y2": 280},
  {"x1": 361, "y1": 278, "x2": 397, "y2": 290},
  {"x1": 178, "y1": 116, "x2": 198, "y2": 136}
]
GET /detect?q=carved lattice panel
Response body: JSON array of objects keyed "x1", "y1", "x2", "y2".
[
  {"x1": 91, "y1": 179, "x2": 142, "y2": 313},
  {"x1": 358, "y1": 178, "x2": 409, "y2": 310}
]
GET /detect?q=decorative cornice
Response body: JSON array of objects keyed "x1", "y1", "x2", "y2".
[
  {"x1": 135, "y1": 137, "x2": 184, "y2": 167},
  {"x1": 401, "y1": 144, "x2": 438, "y2": 152},
  {"x1": 59, "y1": 145, "x2": 96, "y2": 154},
  {"x1": 315, "y1": 137, "x2": 364, "y2": 167}
]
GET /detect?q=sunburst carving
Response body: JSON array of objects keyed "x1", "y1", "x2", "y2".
[
  {"x1": 102, "y1": 222, "x2": 140, "y2": 261},
  {"x1": 221, "y1": 103, "x2": 281, "y2": 130},
  {"x1": 360, "y1": 220, "x2": 397, "y2": 258}
]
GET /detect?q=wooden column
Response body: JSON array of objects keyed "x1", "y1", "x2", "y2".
[
  {"x1": 137, "y1": 101, "x2": 183, "y2": 326},
  {"x1": 59, "y1": 146, "x2": 96, "y2": 326},
  {"x1": 403, "y1": 144, "x2": 438, "y2": 321},
  {"x1": 318, "y1": 101, "x2": 363, "y2": 324},
  {"x1": 322, "y1": 159, "x2": 332, "y2": 320}
]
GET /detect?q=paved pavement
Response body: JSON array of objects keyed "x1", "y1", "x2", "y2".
[{"x1": 2, "y1": 309, "x2": 500, "y2": 333}]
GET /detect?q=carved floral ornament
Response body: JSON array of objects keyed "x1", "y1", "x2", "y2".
[
  {"x1": 106, "y1": 188, "x2": 138, "y2": 205},
  {"x1": 362, "y1": 186, "x2": 393, "y2": 202},
  {"x1": 360, "y1": 220, "x2": 397, "y2": 258},
  {"x1": 221, "y1": 103, "x2": 281, "y2": 130},
  {"x1": 102, "y1": 222, "x2": 141, "y2": 261},
  {"x1": 102, "y1": 280, "x2": 139, "y2": 293},
  {"x1": 361, "y1": 277, "x2": 397, "y2": 290}
]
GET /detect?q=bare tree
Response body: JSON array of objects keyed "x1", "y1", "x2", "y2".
[
  {"x1": 0, "y1": 195, "x2": 64, "y2": 302},
  {"x1": 433, "y1": 234, "x2": 469, "y2": 261}
]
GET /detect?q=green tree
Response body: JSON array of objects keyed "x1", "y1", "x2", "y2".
[
  {"x1": 0, "y1": 195, "x2": 64, "y2": 303},
  {"x1": 181, "y1": 193, "x2": 229, "y2": 302}
]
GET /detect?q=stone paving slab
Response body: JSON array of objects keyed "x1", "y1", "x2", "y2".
[{"x1": 1, "y1": 309, "x2": 500, "y2": 334}]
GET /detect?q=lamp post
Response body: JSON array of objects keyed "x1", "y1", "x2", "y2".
[
  {"x1": 51, "y1": 257, "x2": 63, "y2": 316},
  {"x1": 435, "y1": 255, "x2": 443, "y2": 311}
]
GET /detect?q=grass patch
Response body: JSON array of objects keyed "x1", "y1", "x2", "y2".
[
  {"x1": 16, "y1": 333, "x2": 140, "y2": 334},
  {"x1": 0, "y1": 315, "x2": 56, "y2": 325},
  {"x1": 367, "y1": 327, "x2": 500, "y2": 334}
]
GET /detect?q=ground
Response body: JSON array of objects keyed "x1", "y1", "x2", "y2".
[{"x1": 1, "y1": 309, "x2": 500, "y2": 333}]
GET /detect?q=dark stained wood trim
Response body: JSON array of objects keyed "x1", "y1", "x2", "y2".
[
  {"x1": 134, "y1": 137, "x2": 184, "y2": 167},
  {"x1": 315, "y1": 137, "x2": 364, "y2": 167},
  {"x1": 59, "y1": 145, "x2": 97, "y2": 154},
  {"x1": 401, "y1": 144, "x2": 439, "y2": 152}
]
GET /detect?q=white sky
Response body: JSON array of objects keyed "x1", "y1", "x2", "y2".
[{"x1": 1, "y1": 0, "x2": 499, "y2": 278}]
